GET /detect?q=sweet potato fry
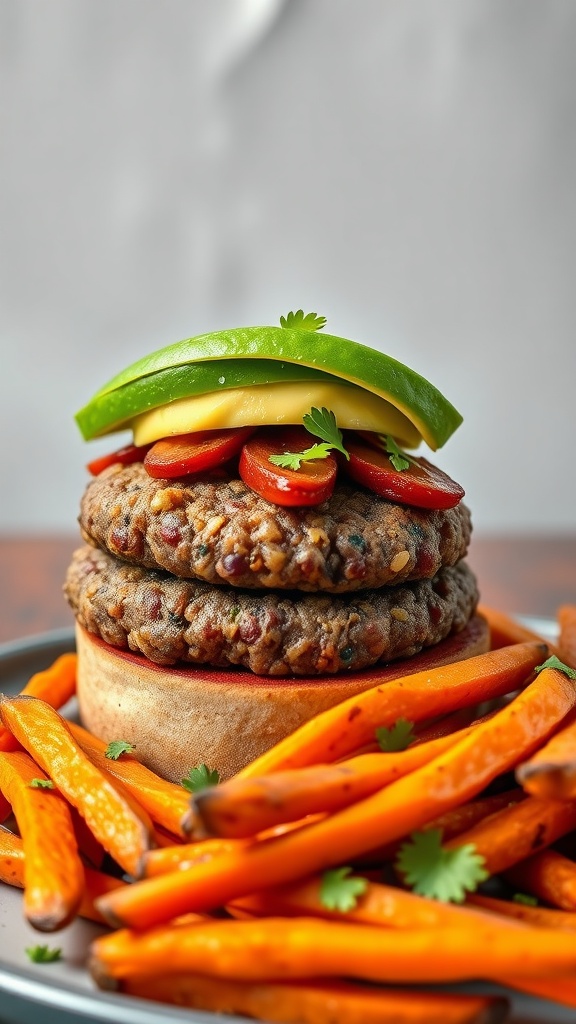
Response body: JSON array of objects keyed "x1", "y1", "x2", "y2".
[
  {"x1": 143, "y1": 837, "x2": 247, "y2": 878},
  {"x1": 231, "y1": 860, "x2": 576, "y2": 1014},
  {"x1": 516, "y1": 710, "x2": 576, "y2": 799},
  {"x1": 0, "y1": 823, "x2": 24, "y2": 886},
  {"x1": 95, "y1": 662, "x2": 575, "y2": 927},
  {"x1": 69, "y1": 722, "x2": 190, "y2": 837},
  {"x1": 119, "y1": 973, "x2": 510, "y2": 1024},
  {"x1": 0, "y1": 652, "x2": 76, "y2": 753},
  {"x1": 444, "y1": 795, "x2": 576, "y2": 875},
  {"x1": 0, "y1": 822, "x2": 125, "y2": 923},
  {"x1": 190, "y1": 726, "x2": 480, "y2": 840},
  {"x1": 504, "y1": 849, "x2": 576, "y2": 910},
  {"x1": 0, "y1": 749, "x2": 84, "y2": 930},
  {"x1": 478, "y1": 605, "x2": 560, "y2": 656},
  {"x1": 89, "y1": 914, "x2": 576, "y2": 986},
  {"x1": 237, "y1": 642, "x2": 546, "y2": 777},
  {"x1": 558, "y1": 604, "x2": 576, "y2": 668},
  {"x1": 71, "y1": 808, "x2": 106, "y2": 868},
  {"x1": 368, "y1": 789, "x2": 524, "y2": 865},
  {"x1": 468, "y1": 893, "x2": 576, "y2": 931},
  {"x1": 152, "y1": 826, "x2": 185, "y2": 848},
  {"x1": 0, "y1": 695, "x2": 154, "y2": 877},
  {"x1": 230, "y1": 874, "x2": 518, "y2": 932}
]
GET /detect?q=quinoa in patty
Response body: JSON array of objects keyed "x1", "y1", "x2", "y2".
[
  {"x1": 65, "y1": 544, "x2": 478, "y2": 677},
  {"x1": 79, "y1": 463, "x2": 472, "y2": 594}
]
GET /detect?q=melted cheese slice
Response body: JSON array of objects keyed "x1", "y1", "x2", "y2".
[{"x1": 132, "y1": 381, "x2": 421, "y2": 448}]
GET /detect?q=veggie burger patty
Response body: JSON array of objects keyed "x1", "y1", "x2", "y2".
[
  {"x1": 78, "y1": 464, "x2": 472, "y2": 594},
  {"x1": 65, "y1": 544, "x2": 478, "y2": 677}
]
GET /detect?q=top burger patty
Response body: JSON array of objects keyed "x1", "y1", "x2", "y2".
[{"x1": 79, "y1": 464, "x2": 472, "y2": 594}]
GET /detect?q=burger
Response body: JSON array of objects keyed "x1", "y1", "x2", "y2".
[{"x1": 65, "y1": 312, "x2": 487, "y2": 781}]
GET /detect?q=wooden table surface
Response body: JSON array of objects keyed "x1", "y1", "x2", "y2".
[{"x1": 0, "y1": 533, "x2": 574, "y2": 645}]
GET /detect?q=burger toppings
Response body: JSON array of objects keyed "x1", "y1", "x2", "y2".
[
  {"x1": 86, "y1": 442, "x2": 149, "y2": 477},
  {"x1": 239, "y1": 427, "x2": 339, "y2": 507},
  {"x1": 268, "y1": 407, "x2": 350, "y2": 469},
  {"x1": 81, "y1": 314, "x2": 464, "y2": 510},
  {"x1": 343, "y1": 435, "x2": 465, "y2": 510},
  {"x1": 143, "y1": 426, "x2": 255, "y2": 479},
  {"x1": 76, "y1": 313, "x2": 461, "y2": 450}
]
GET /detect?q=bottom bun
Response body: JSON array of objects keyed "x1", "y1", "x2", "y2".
[{"x1": 75, "y1": 614, "x2": 489, "y2": 782}]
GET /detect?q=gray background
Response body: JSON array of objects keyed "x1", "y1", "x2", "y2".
[{"x1": 1, "y1": 0, "x2": 575, "y2": 533}]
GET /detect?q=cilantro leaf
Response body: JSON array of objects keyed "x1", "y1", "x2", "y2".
[
  {"x1": 105, "y1": 740, "x2": 136, "y2": 760},
  {"x1": 302, "y1": 407, "x2": 349, "y2": 460},
  {"x1": 268, "y1": 407, "x2": 349, "y2": 471},
  {"x1": 29, "y1": 778, "x2": 54, "y2": 790},
  {"x1": 375, "y1": 718, "x2": 415, "y2": 752},
  {"x1": 26, "y1": 944, "x2": 62, "y2": 963},
  {"x1": 280, "y1": 310, "x2": 326, "y2": 332},
  {"x1": 513, "y1": 892, "x2": 538, "y2": 906},
  {"x1": 535, "y1": 655, "x2": 576, "y2": 680},
  {"x1": 378, "y1": 435, "x2": 419, "y2": 473},
  {"x1": 269, "y1": 442, "x2": 333, "y2": 471},
  {"x1": 182, "y1": 764, "x2": 221, "y2": 794},
  {"x1": 396, "y1": 829, "x2": 489, "y2": 903},
  {"x1": 319, "y1": 866, "x2": 368, "y2": 912}
]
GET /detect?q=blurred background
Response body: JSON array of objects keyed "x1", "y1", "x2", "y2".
[{"x1": 1, "y1": 0, "x2": 575, "y2": 535}]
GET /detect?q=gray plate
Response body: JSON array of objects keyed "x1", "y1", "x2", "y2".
[{"x1": 0, "y1": 625, "x2": 572, "y2": 1024}]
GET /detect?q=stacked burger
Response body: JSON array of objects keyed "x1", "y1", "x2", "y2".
[{"x1": 65, "y1": 314, "x2": 486, "y2": 780}]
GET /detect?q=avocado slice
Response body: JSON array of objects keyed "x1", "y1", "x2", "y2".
[
  {"x1": 76, "y1": 359, "x2": 339, "y2": 441},
  {"x1": 78, "y1": 326, "x2": 462, "y2": 450}
]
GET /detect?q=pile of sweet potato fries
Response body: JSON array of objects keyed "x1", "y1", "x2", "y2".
[{"x1": 1, "y1": 604, "x2": 576, "y2": 1024}]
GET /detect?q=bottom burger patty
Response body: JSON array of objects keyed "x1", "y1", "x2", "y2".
[{"x1": 65, "y1": 545, "x2": 479, "y2": 677}]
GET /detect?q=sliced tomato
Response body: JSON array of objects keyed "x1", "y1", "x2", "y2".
[
  {"x1": 143, "y1": 427, "x2": 255, "y2": 479},
  {"x1": 239, "y1": 427, "x2": 337, "y2": 507},
  {"x1": 87, "y1": 443, "x2": 150, "y2": 476},
  {"x1": 343, "y1": 434, "x2": 464, "y2": 509}
]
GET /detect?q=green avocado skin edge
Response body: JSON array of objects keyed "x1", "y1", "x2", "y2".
[{"x1": 77, "y1": 326, "x2": 463, "y2": 450}]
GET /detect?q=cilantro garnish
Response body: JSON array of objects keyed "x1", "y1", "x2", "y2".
[
  {"x1": 26, "y1": 944, "x2": 62, "y2": 963},
  {"x1": 375, "y1": 718, "x2": 415, "y2": 753},
  {"x1": 280, "y1": 310, "x2": 327, "y2": 332},
  {"x1": 105, "y1": 740, "x2": 136, "y2": 760},
  {"x1": 377, "y1": 435, "x2": 419, "y2": 473},
  {"x1": 270, "y1": 442, "x2": 336, "y2": 472},
  {"x1": 396, "y1": 829, "x2": 489, "y2": 903},
  {"x1": 319, "y1": 866, "x2": 368, "y2": 912},
  {"x1": 29, "y1": 778, "x2": 54, "y2": 790},
  {"x1": 269, "y1": 407, "x2": 349, "y2": 471},
  {"x1": 535, "y1": 655, "x2": 576, "y2": 680},
  {"x1": 513, "y1": 892, "x2": 538, "y2": 906},
  {"x1": 181, "y1": 764, "x2": 221, "y2": 794}
]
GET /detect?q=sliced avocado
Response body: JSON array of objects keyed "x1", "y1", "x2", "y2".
[
  {"x1": 132, "y1": 381, "x2": 422, "y2": 449},
  {"x1": 80, "y1": 326, "x2": 462, "y2": 450},
  {"x1": 76, "y1": 359, "x2": 339, "y2": 440}
]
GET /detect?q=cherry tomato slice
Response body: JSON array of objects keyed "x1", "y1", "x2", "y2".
[
  {"x1": 87, "y1": 443, "x2": 150, "y2": 476},
  {"x1": 239, "y1": 427, "x2": 337, "y2": 507},
  {"x1": 343, "y1": 435, "x2": 465, "y2": 509},
  {"x1": 144, "y1": 427, "x2": 255, "y2": 479}
]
